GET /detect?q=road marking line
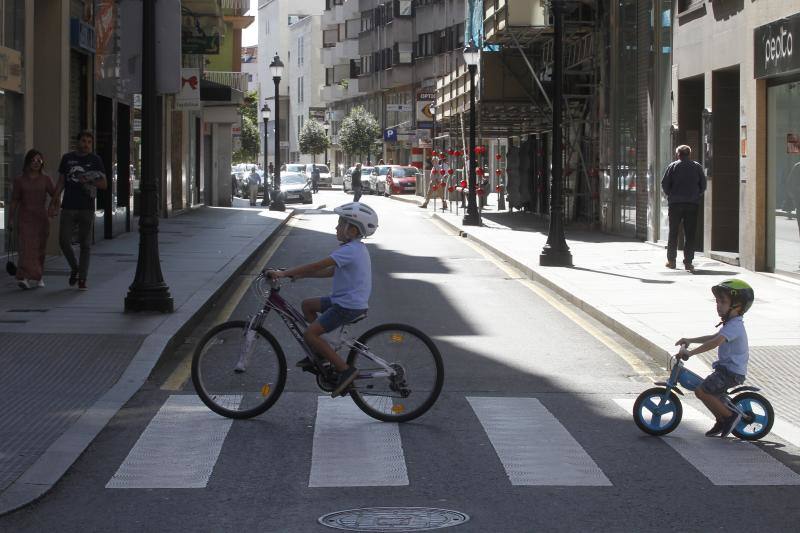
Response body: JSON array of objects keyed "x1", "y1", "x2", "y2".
[
  {"x1": 428, "y1": 217, "x2": 653, "y2": 377},
  {"x1": 467, "y1": 396, "x2": 612, "y2": 486},
  {"x1": 106, "y1": 395, "x2": 239, "y2": 489},
  {"x1": 309, "y1": 396, "x2": 408, "y2": 487},
  {"x1": 614, "y1": 398, "x2": 800, "y2": 485},
  {"x1": 160, "y1": 219, "x2": 297, "y2": 391}
]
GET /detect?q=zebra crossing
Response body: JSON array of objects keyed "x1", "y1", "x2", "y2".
[{"x1": 105, "y1": 394, "x2": 800, "y2": 490}]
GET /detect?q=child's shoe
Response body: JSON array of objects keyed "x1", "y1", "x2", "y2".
[
  {"x1": 705, "y1": 419, "x2": 723, "y2": 437},
  {"x1": 331, "y1": 366, "x2": 358, "y2": 397},
  {"x1": 719, "y1": 412, "x2": 742, "y2": 438}
]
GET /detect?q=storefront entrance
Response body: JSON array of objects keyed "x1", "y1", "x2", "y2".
[{"x1": 711, "y1": 67, "x2": 740, "y2": 254}]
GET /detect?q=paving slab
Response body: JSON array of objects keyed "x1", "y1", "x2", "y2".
[{"x1": 0, "y1": 202, "x2": 292, "y2": 514}]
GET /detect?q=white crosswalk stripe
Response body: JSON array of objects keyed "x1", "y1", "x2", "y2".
[
  {"x1": 107, "y1": 394, "x2": 800, "y2": 490},
  {"x1": 309, "y1": 396, "x2": 408, "y2": 487},
  {"x1": 614, "y1": 398, "x2": 800, "y2": 486},
  {"x1": 106, "y1": 395, "x2": 240, "y2": 489},
  {"x1": 467, "y1": 396, "x2": 612, "y2": 486}
]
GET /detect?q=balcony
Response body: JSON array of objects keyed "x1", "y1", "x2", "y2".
[
  {"x1": 483, "y1": 0, "x2": 550, "y2": 46},
  {"x1": 203, "y1": 71, "x2": 248, "y2": 93}
]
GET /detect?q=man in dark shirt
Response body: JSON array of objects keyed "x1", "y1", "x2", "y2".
[
  {"x1": 54, "y1": 130, "x2": 107, "y2": 290},
  {"x1": 661, "y1": 144, "x2": 707, "y2": 272},
  {"x1": 351, "y1": 163, "x2": 363, "y2": 202}
]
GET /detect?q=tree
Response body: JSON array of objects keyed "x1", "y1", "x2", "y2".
[
  {"x1": 233, "y1": 90, "x2": 260, "y2": 164},
  {"x1": 338, "y1": 106, "x2": 381, "y2": 164},
  {"x1": 298, "y1": 119, "x2": 330, "y2": 163}
]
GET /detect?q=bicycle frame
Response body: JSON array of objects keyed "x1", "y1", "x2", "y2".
[{"x1": 239, "y1": 276, "x2": 398, "y2": 380}]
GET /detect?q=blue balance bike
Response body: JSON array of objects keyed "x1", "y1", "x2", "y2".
[{"x1": 633, "y1": 354, "x2": 774, "y2": 440}]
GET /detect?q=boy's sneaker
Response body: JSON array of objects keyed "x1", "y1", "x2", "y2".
[
  {"x1": 36, "y1": 279, "x2": 45, "y2": 288},
  {"x1": 331, "y1": 366, "x2": 358, "y2": 397},
  {"x1": 705, "y1": 420, "x2": 723, "y2": 437},
  {"x1": 78, "y1": 280, "x2": 88, "y2": 291},
  {"x1": 296, "y1": 356, "x2": 314, "y2": 371},
  {"x1": 719, "y1": 412, "x2": 742, "y2": 438},
  {"x1": 68, "y1": 271, "x2": 78, "y2": 286}
]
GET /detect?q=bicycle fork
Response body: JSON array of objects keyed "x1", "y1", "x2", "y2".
[{"x1": 233, "y1": 312, "x2": 267, "y2": 373}]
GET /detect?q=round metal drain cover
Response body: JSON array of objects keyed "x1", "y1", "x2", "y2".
[{"x1": 319, "y1": 507, "x2": 469, "y2": 532}]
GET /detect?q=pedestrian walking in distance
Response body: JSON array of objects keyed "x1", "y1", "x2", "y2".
[
  {"x1": 661, "y1": 144, "x2": 706, "y2": 272},
  {"x1": 351, "y1": 163, "x2": 363, "y2": 202},
  {"x1": 54, "y1": 130, "x2": 107, "y2": 291},
  {"x1": 247, "y1": 167, "x2": 260, "y2": 206},
  {"x1": 7, "y1": 149, "x2": 57, "y2": 289},
  {"x1": 311, "y1": 164, "x2": 321, "y2": 193}
]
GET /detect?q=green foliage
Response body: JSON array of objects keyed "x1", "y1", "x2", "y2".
[
  {"x1": 338, "y1": 106, "x2": 381, "y2": 163},
  {"x1": 233, "y1": 90, "x2": 260, "y2": 164},
  {"x1": 298, "y1": 119, "x2": 330, "y2": 161}
]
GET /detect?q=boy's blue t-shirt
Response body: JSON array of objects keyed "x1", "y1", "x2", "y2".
[
  {"x1": 714, "y1": 316, "x2": 749, "y2": 376},
  {"x1": 329, "y1": 240, "x2": 371, "y2": 310}
]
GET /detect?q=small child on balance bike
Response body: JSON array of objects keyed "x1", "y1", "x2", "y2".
[{"x1": 674, "y1": 279, "x2": 755, "y2": 438}]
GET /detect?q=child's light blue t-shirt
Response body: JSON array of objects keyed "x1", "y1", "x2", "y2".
[
  {"x1": 329, "y1": 240, "x2": 371, "y2": 310},
  {"x1": 714, "y1": 316, "x2": 749, "y2": 376}
]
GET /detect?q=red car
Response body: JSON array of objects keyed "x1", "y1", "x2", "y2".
[{"x1": 385, "y1": 166, "x2": 419, "y2": 196}]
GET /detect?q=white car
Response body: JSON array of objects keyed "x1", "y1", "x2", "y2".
[{"x1": 305, "y1": 164, "x2": 332, "y2": 188}]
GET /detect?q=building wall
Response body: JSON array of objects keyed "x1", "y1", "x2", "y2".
[
  {"x1": 672, "y1": 0, "x2": 800, "y2": 271},
  {"x1": 289, "y1": 15, "x2": 324, "y2": 163}
]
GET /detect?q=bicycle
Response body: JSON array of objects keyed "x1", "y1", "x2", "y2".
[
  {"x1": 632, "y1": 351, "x2": 774, "y2": 440},
  {"x1": 191, "y1": 272, "x2": 445, "y2": 423}
]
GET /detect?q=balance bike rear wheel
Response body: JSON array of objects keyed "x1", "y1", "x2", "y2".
[{"x1": 731, "y1": 392, "x2": 774, "y2": 441}]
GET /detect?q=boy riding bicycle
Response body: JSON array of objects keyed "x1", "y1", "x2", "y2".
[
  {"x1": 265, "y1": 202, "x2": 378, "y2": 397},
  {"x1": 675, "y1": 279, "x2": 755, "y2": 438}
]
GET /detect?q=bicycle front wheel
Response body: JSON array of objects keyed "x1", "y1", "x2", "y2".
[
  {"x1": 191, "y1": 321, "x2": 287, "y2": 419},
  {"x1": 347, "y1": 323, "x2": 444, "y2": 423}
]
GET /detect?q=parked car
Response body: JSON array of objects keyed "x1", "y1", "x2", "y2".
[
  {"x1": 343, "y1": 166, "x2": 375, "y2": 193},
  {"x1": 278, "y1": 171, "x2": 313, "y2": 204},
  {"x1": 304, "y1": 164, "x2": 332, "y2": 188},
  {"x1": 371, "y1": 165, "x2": 393, "y2": 195},
  {"x1": 281, "y1": 163, "x2": 306, "y2": 174},
  {"x1": 385, "y1": 166, "x2": 419, "y2": 196}
]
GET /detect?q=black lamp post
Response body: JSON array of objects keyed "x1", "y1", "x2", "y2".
[
  {"x1": 269, "y1": 53, "x2": 285, "y2": 212},
  {"x1": 429, "y1": 101, "x2": 437, "y2": 153},
  {"x1": 462, "y1": 39, "x2": 481, "y2": 226},
  {"x1": 125, "y1": 0, "x2": 173, "y2": 312},
  {"x1": 539, "y1": 0, "x2": 573, "y2": 266},
  {"x1": 260, "y1": 102, "x2": 271, "y2": 206}
]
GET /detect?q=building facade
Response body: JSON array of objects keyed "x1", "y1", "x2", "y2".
[{"x1": 672, "y1": 0, "x2": 800, "y2": 275}]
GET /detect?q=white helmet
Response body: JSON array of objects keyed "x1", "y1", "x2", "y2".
[{"x1": 334, "y1": 202, "x2": 379, "y2": 237}]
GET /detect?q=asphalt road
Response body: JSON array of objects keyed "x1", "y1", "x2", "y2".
[{"x1": 2, "y1": 191, "x2": 799, "y2": 532}]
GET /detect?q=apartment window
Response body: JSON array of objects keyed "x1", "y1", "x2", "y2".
[
  {"x1": 346, "y1": 18, "x2": 360, "y2": 39},
  {"x1": 394, "y1": 0, "x2": 412, "y2": 17},
  {"x1": 297, "y1": 77, "x2": 304, "y2": 102},
  {"x1": 361, "y1": 10, "x2": 373, "y2": 32},
  {"x1": 456, "y1": 23, "x2": 464, "y2": 48},
  {"x1": 393, "y1": 42, "x2": 412, "y2": 64},
  {"x1": 326, "y1": 67, "x2": 335, "y2": 85},
  {"x1": 323, "y1": 28, "x2": 337, "y2": 47},
  {"x1": 298, "y1": 115, "x2": 304, "y2": 136},
  {"x1": 350, "y1": 59, "x2": 361, "y2": 78},
  {"x1": 386, "y1": 2, "x2": 394, "y2": 23}
]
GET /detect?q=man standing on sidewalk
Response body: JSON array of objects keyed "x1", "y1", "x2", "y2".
[
  {"x1": 351, "y1": 163, "x2": 363, "y2": 202},
  {"x1": 54, "y1": 130, "x2": 107, "y2": 290},
  {"x1": 247, "y1": 166, "x2": 260, "y2": 206},
  {"x1": 661, "y1": 144, "x2": 706, "y2": 272}
]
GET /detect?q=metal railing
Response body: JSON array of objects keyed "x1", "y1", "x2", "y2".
[{"x1": 203, "y1": 71, "x2": 249, "y2": 93}]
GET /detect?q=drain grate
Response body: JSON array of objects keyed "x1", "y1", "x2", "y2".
[{"x1": 319, "y1": 507, "x2": 469, "y2": 532}]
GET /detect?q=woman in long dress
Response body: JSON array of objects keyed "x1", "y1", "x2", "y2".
[{"x1": 8, "y1": 149, "x2": 56, "y2": 289}]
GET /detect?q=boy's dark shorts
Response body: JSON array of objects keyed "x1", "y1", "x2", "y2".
[
  {"x1": 317, "y1": 297, "x2": 367, "y2": 333},
  {"x1": 701, "y1": 366, "x2": 745, "y2": 395}
]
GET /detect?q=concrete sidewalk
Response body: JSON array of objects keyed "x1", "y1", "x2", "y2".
[
  {"x1": 403, "y1": 194, "x2": 800, "y2": 442},
  {"x1": 0, "y1": 202, "x2": 292, "y2": 514}
]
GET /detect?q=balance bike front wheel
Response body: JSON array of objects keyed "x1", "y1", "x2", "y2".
[{"x1": 633, "y1": 387, "x2": 683, "y2": 436}]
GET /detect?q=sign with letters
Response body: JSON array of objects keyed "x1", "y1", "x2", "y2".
[{"x1": 754, "y1": 13, "x2": 800, "y2": 79}]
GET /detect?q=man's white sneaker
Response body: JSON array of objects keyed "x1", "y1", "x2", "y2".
[
  {"x1": 17, "y1": 279, "x2": 31, "y2": 290},
  {"x1": 37, "y1": 279, "x2": 45, "y2": 288}
]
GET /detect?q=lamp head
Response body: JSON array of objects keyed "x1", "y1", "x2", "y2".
[
  {"x1": 261, "y1": 103, "x2": 271, "y2": 121},
  {"x1": 462, "y1": 39, "x2": 480, "y2": 67},
  {"x1": 269, "y1": 53, "x2": 284, "y2": 79}
]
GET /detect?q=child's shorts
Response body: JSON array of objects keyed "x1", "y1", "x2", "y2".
[
  {"x1": 317, "y1": 297, "x2": 367, "y2": 333},
  {"x1": 701, "y1": 365, "x2": 745, "y2": 395}
]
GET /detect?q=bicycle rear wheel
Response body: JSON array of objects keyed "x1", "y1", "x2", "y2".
[
  {"x1": 191, "y1": 320, "x2": 287, "y2": 419},
  {"x1": 347, "y1": 323, "x2": 444, "y2": 423}
]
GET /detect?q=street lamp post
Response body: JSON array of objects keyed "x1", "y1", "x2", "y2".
[
  {"x1": 260, "y1": 103, "x2": 271, "y2": 206},
  {"x1": 462, "y1": 40, "x2": 481, "y2": 226},
  {"x1": 539, "y1": 0, "x2": 573, "y2": 266},
  {"x1": 269, "y1": 53, "x2": 285, "y2": 212},
  {"x1": 125, "y1": 0, "x2": 173, "y2": 312}
]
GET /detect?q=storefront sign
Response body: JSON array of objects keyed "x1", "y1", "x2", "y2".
[
  {"x1": 416, "y1": 91, "x2": 435, "y2": 129},
  {"x1": 176, "y1": 68, "x2": 201, "y2": 110},
  {"x1": 754, "y1": 13, "x2": 800, "y2": 79},
  {"x1": 70, "y1": 18, "x2": 96, "y2": 53},
  {"x1": 0, "y1": 46, "x2": 23, "y2": 93},
  {"x1": 182, "y1": 13, "x2": 221, "y2": 55}
]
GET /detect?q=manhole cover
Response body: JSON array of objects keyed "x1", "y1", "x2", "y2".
[{"x1": 318, "y1": 507, "x2": 469, "y2": 532}]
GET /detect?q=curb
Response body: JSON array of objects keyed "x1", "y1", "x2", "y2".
[
  {"x1": 0, "y1": 210, "x2": 294, "y2": 516},
  {"x1": 431, "y1": 213, "x2": 671, "y2": 363}
]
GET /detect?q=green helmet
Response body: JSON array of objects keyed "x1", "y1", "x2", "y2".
[{"x1": 712, "y1": 279, "x2": 754, "y2": 315}]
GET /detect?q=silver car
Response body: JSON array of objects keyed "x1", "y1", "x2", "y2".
[
  {"x1": 278, "y1": 171, "x2": 313, "y2": 204},
  {"x1": 305, "y1": 164, "x2": 332, "y2": 188},
  {"x1": 343, "y1": 166, "x2": 375, "y2": 193}
]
